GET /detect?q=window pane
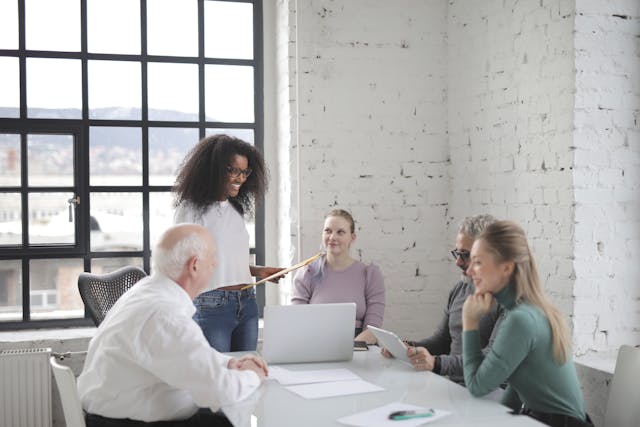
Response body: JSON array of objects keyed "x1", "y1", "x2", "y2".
[
  {"x1": 0, "y1": 57, "x2": 19, "y2": 118},
  {"x1": 90, "y1": 192, "x2": 142, "y2": 252},
  {"x1": 0, "y1": 1, "x2": 18, "y2": 49},
  {"x1": 205, "y1": 65, "x2": 254, "y2": 123},
  {"x1": 29, "y1": 258, "x2": 83, "y2": 320},
  {"x1": 149, "y1": 127, "x2": 198, "y2": 186},
  {"x1": 88, "y1": 0, "x2": 141, "y2": 54},
  {"x1": 149, "y1": 192, "x2": 174, "y2": 249},
  {"x1": 28, "y1": 192, "x2": 76, "y2": 245},
  {"x1": 148, "y1": 63, "x2": 199, "y2": 121},
  {"x1": 28, "y1": 134, "x2": 74, "y2": 187},
  {"x1": 27, "y1": 58, "x2": 82, "y2": 119},
  {"x1": 0, "y1": 133, "x2": 21, "y2": 186},
  {"x1": 88, "y1": 60, "x2": 141, "y2": 120},
  {"x1": 90, "y1": 127, "x2": 142, "y2": 186},
  {"x1": 26, "y1": 0, "x2": 80, "y2": 52},
  {"x1": 205, "y1": 1, "x2": 253, "y2": 60},
  {"x1": 0, "y1": 193, "x2": 21, "y2": 245},
  {"x1": 206, "y1": 128, "x2": 254, "y2": 144},
  {"x1": 0, "y1": 260, "x2": 22, "y2": 322},
  {"x1": 147, "y1": 0, "x2": 198, "y2": 57},
  {"x1": 91, "y1": 257, "x2": 144, "y2": 274}
]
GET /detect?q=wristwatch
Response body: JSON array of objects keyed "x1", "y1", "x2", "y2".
[{"x1": 432, "y1": 355, "x2": 442, "y2": 374}]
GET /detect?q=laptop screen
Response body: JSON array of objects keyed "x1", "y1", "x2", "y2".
[{"x1": 260, "y1": 303, "x2": 356, "y2": 364}]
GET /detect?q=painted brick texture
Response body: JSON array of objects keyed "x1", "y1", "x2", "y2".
[{"x1": 275, "y1": 0, "x2": 640, "y2": 354}]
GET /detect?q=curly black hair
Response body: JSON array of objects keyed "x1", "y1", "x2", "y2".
[{"x1": 172, "y1": 134, "x2": 267, "y2": 217}]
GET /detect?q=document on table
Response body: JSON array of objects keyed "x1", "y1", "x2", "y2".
[
  {"x1": 337, "y1": 402, "x2": 450, "y2": 426},
  {"x1": 286, "y1": 379, "x2": 384, "y2": 399},
  {"x1": 268, "y1": 366, "x2": 361, "y2": 385}
]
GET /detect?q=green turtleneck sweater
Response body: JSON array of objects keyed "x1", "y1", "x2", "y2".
[{"x1": 462, "y1": 283, "x2": 585, "y2": 421}]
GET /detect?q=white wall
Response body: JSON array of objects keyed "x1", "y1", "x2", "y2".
[
  {"x1": 447, "y1": 0, "x2": 577, "y2": 326},
  {"x1": 269, "y1": 0, "x2": 640, "y2": 353},
  {"x1": 273, "y1": 0, "x2": 451, "y2": 337},
  {"x1": 573, "y1": 0, "x2": 640, "y2": 354}
]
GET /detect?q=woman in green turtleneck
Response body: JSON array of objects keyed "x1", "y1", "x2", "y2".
[{"x1": 461, "y1": 221, "x2": 592, "y2": 427}]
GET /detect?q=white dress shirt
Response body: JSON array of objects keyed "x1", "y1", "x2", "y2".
[
  {"x1": 77, "y1": 273, "x2": 260, "y2": 422},
  {"x1": 174, "y1": 201, "x2": 252, "y2": 290}
]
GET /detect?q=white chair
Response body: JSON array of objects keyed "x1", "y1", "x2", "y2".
[
  {"x1": 604, "y1": 345, "x2": 640, "y2": 427},
  {"x1": 50, "y1": 357, "x2": 86, "y2": 427}
]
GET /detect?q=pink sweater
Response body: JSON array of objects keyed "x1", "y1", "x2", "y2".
[{"x1": 291, "y1": 260, "x2": 385, "y2": 329}]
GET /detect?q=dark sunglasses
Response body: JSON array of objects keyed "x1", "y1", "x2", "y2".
[{"x1": 450, "y1": 249, "x2": 470, "y2": 262}]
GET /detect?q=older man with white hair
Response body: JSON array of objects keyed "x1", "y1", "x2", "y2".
[{"x1": 78, "y1": 223, "x2": 267, "y2": 427}]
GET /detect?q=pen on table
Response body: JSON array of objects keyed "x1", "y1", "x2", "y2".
[{"x1": 388, "y1": 409, "x2": 435, "y2": 421}]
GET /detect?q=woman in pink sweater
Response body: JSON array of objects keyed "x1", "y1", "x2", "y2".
[{"x1": 292, "y1": 209, "x2": 385, "y2": 344}]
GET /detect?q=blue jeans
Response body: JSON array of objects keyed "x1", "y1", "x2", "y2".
[{"x1": 193, "y1": 288, "x2": 258, "y2": 352}]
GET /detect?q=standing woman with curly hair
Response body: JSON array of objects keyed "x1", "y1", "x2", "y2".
[{"x1": 173, "y1": 134, "x2": 283, "y2": 352}]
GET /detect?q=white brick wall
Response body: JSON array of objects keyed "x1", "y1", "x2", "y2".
[
  {"x1": 274, "y1": 0, "x2": 451, "y2": 337},
  {"x1": 269, "y1": 0, "x2": 640, "y2": 354},
  {"x1": 447, "y1": 0, "x2": 577, "y2": 329},
  {"x1": 573, "y1": 0, "x2": 640, "y2": 354}
]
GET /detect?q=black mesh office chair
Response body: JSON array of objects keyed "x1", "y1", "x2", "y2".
[{"x1": 78, "y1": 266, "x2": 147, "y2": 326}]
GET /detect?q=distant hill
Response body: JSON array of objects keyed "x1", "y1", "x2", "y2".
[{"x1": 0, "y1": 107, "x2": 213, "y2": 150}]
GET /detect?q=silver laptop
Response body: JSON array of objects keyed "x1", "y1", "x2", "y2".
[{"x1": 261, "y1": 303, "x2": 356, "y2": 364}]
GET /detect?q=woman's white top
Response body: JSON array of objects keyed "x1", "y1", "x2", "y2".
[{"x1": 174, "y1": 201, "x2": 252, "y2": 291}]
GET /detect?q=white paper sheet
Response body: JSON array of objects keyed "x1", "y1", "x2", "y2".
[
  {"x1": 285, "y1": 379, "x2": 384, "y2": 399},
  {"x1": 337, "y1": 402, "x2": 450, "y2": 426},
  {"x1": 268, "y1": 366, "x2": 361, "y2": 385}
]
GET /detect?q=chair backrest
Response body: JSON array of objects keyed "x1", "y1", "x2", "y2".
[
  {"x1": 604, "y1": 345, "x2": 640, "y2": 427},
  {"x1": 50, "y1": 357, "x2": 86, "y2": 427},
  {"x1": 78, "y1": 266, "x2": 147, "y2": 326}
]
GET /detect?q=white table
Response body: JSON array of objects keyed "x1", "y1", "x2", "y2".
[{"x1": 222, "y1": 347, "x2": 545, "y2": 426}]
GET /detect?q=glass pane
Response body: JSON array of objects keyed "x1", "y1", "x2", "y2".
[
  {"x1": 88, "y1": 0, "x2": 141, "y2": 54},
  {"x1": 147, "y1": 0, "x2": 198, "y2": 57},
  {"x1": 90, "y1": 192, "x2": 142, "y2": 252},
  {"x1": 149, "y1": 192, "x2": 174, "y2": 248},
  {"x1": 90, "y1": 127, "x2": 142, "y2": 186},
  {"x1": 27, "y1": 58, "x2": 82, "y2": 119},
  {"x1": 149, "y1": 127, "x2": 198, "y2": 185},
  {"x1": 91, "y1": 257, "x2": 144, "y2": 274},
  {"x1": 28, "y1": 192, "x2": 76, "y2": 245},
  {"x1": 25, "y1": 0, "x2": 80, "y2": 52},
  {"x1": 205, "y1": 65, "x2": 254, "y2": 123},
  {"x1": 148, "y1": 63, "x2": 199, "y2": 121},
  {"x1": 0, "y1": 1, "x2": 18, "y2": 49},
  {"x1": 0, "y1": 193, "x2": 21, "y2": 246},
  {"x1": 205, "y1": 1, "x2": 253, "y2": 60},
  {"x1": 0, "y1": 133, "x2": 21, "y2": 186},
  {"x1": 29, "y1": 258, "x2": 84, "y2": 320},
  {"x1": 88, "y1": 60, "x2": 141, "y2": 120},
  {"x1": 28, "y1": 134, "x2": 74, "y2": 187},
  {"x1": 0, "y1": 260, "x2": 22, "y2": 322},
  {"x1": 0, "y1": 57, "x2": 19, "y2": 117},
  {"x1": 206, "y1": 128, "x2": 254, "y2": 144}
]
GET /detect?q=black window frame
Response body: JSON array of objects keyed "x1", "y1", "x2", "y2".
[{"x1": 0, "y1": 0, "x2": 265, "y2": 330}]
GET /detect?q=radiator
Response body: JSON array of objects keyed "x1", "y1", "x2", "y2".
[{"x1": 0, "y1": 348, "x2": 52, "y2": 427}]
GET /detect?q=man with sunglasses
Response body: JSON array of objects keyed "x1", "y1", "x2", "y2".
[{"x1": 382, "y1": 214, "x2": 503, "y2": 384}]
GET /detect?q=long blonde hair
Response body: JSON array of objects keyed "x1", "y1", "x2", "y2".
[{"x1": 479, "y1": 221, "x2": 571, "y2": 364}]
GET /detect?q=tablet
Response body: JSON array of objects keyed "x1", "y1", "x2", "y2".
[{"x1": 367, "y1": 325, "x2": 410, "y2": 363}]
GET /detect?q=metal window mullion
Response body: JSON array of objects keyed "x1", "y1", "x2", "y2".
[{"x1": 141, "y1": 0, "x2": 151, "y2": 273}]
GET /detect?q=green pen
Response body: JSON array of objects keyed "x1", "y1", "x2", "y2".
[{"x1": 388, "y1": 409, "x2": 435, "y2": 421}]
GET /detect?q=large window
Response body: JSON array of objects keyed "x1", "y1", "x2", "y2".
[{"x1": 0, "y1": 0, "x2": 264, "y2": 329}]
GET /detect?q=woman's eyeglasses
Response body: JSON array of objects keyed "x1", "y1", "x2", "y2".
[
  {"x1": 226, "y1": 166, "x2": 253, "y2": 178},
  {"x1": 450, "y1": 249, "x2": 470, "y2": 262}
]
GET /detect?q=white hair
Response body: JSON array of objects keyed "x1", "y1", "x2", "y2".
[
  {"x1": 152, "y1": 232, "x2": 208, "y2": 280},
  {"x1": 458, "y1": 214, "x2": 497, "y2": 239}
]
